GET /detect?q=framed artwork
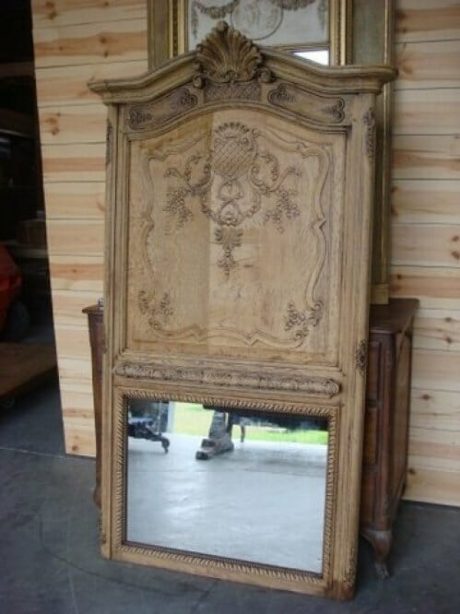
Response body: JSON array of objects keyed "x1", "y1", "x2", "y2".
[
  {"x1": 148, "y1": 0, "x2": 349, "y2": 66},
  {"x1": 186, "y1": 0, "x2": 329, "y2": 50}
]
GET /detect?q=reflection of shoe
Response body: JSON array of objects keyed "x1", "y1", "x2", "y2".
[{"x1": 195, "y1": 434, "x2": 234, "y2": 460}]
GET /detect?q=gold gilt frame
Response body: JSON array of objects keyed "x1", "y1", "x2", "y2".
[
  {"x1": 89, "y1": 22, "x2": 394, "y2": 599},
  {"x1": 148, "y1": 0, "x2": 394, "y2": 304},
  {"x1": 148, "y1": 0, "x2": 350, "y2": 67}
]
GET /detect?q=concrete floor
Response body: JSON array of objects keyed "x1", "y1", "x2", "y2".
[
  {"x1": 1, "y1": 379, "x2": 460, "y2": 613},
  {"x1": 127, "y1": 434, "x2": 326, "y2": 571}
]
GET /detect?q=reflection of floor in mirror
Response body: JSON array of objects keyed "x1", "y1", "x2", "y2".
[{"x1": 127, "y1": 433, "x2": 327, "y2": 573}]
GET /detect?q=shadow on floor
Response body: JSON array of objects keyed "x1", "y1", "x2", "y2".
[{"x1": 0, "y1": 380, "x2": 459, "y2": 613}]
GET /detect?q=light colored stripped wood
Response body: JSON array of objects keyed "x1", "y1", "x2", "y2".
[
  {"x1": 409, "y1": 428, "x2": 460, "y2": 472},
  {"x1": 32, "y1": 0, "x2": 146, "y2": 29},
  {"x1": 395, "y1": 39, "x2": 460, "y2": 90},
  {"x1": 36, "y1": 59, "x2": 147, "y2": 107},
  {"x1": 404, "y1": 466, "x2": 460, "y2": 506},
  {"x1": 49, "y1": 255, "x2": 104, "y2": 292},
  {"x1": 42, "y1": 143, "x2": 106, "y2": 182},
  {"x1": 393, "y1": 88, "x2": 460, "y2": 135},
  {"x1": 411, "y1": 388, "x2": 460, "y2": 431},
  {"x1": 54, "y1": 324, "x2": 92, "y2": 359},
  {"x1": 390, "y1": 266, "x2": 460, "y2": 309},
  {"x1": 391, "y1": 180, "x2": 460, "y2": 224},
  {"x1": 46, "y1": 219, "x2": 104, "y2": 256},
  {"x1": 412, "y1": 349, "x2": 460, "y2": 392},
  {"x1": 396, "y1": 0, "x2": 460, "y2": 43},
  {"x1": 413, "y1": 309, "x2": 460, "y2": 352},
  {"x1": 44, "y1": 182, "x2": 106, "y2": 220},
  {"x1": 33, "y1": 19, "x2": 147, "y2": 68},
  {"x1": 64, "y1": 423, "x2": 96, "y2": 456},
  {"x1": 52, "y1": 290, "x2": 102, "y2": 326},
  {"x1": 392, "y1": 135, "x2": 460, "y2": 180},
  {"x1": 57, "y1": 356, "x2": 93, "y2": 384},
  {"x1": 39, "y1": 104, "x2": 106, "y2": 144},
  {"x1": 392, "y1": 224, "x2": 460, "y2": 267}
]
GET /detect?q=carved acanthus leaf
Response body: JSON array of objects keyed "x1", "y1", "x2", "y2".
[{"x1": 193, "y1": 21, "x2": 273, "y2": 88}]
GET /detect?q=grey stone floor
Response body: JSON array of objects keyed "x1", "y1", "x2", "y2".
[{"x1": 1, "y1": 379, "x2": 460, "y2": 613}]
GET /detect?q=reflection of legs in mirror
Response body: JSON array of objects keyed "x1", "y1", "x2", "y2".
[
  {"x1": 195, "y1": 410, "x2": 234, "y2": 460},
  {"x1": 127, "y1": 401, "x2": 170, "y2": 453}
]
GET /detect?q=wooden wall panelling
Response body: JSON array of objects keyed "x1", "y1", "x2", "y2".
[
  {"x1": 391, "y1": 0, "x2": 460, "y2": 506},
  {"x1": 411, "y1": 350, "x2": 460, "y2": 392},
  {"x1": 412, "y1": 309, "x2": 460, "y2": 352},
  {"x1": 393, "y1": 89, "x2": 460, "y2": 135},
  {"x1": 41, "y1": 143, "x2": 106, "y2": 182},
  {"x1": 35, "y1": 60, "x2": 147, "y2": 106},
  {"x1": 31, "y1": 0, "x2": 148, "y2": 457},
  {"x1": 48, "y1": 255, "x2": 104, "y2": 293},
  {"x1": 409, "y1": 427, "x2": 460, "y2": 472},
  {"x1": 391, "y1": 180, "x2": 460, "y2": 224},
  {"x1": 411, "y1": 389, "x2": 460, "y2": 431},
  {"x1": 392, "y1": 224, "x2": 460, "y2": 267},
  {"x1": 38, "y1": 104, "x2": 107, "y2": 144},
  {"x1": 390, "y1": 266, "x2": 460, "y2": 309},
  {"x1": 392, "y1": 135, "x2": 460, "y2": 180},
  {"x1": 46, "y1": 220, "x2": 104, "y2": 256},
  {"x1": 33, "y1": 18, "x2": 147, "y2": 67},
  {"x1": 54, "y1": 324, "x2": 92, "y2": 360},
  {"x1": 32, "y1": 0, "x2": 146, "y2": 29},
  {"x1": 405, "y1": 467, "x2": 460, "y2": 506},
  {"x1": 395, "y1": 39, "x2": 460, "y2": 89},
  {"x1": 395, "y1": 0, "x2": 460, "y2": 43},
  {"x1": 43, "y1": 182, "x2": 106, "y2": 220},
  {"x1": 52, "y1": 290, "x2": 104, "y2": 326}
]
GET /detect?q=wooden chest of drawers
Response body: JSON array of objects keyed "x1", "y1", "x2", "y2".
[{"x1": 360, "y1": 298, "x2": 418, "y2": 577}]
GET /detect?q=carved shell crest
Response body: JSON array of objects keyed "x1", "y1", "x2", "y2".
[{"x1": 193, "y1": 21, "x2": 273, "y2": 88}]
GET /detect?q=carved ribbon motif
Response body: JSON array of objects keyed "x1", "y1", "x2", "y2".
[{"x1": 164, "y1": 121, "x2": 302, "y2": 277}]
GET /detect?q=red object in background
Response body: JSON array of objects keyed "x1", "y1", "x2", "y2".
[{"x1": 0, "y1": 244, "x2": 21, "y2": 332}]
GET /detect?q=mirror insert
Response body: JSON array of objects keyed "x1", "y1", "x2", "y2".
[{"x1": 125, "y1": 397, "x2": 333, "y2": 574}]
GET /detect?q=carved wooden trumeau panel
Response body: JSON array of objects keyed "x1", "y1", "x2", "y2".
[
  {"x1": 127, "y1": 109, "x2": 344, "y2": 365},
  {"x1": 89, "y1": 22, "x2": 394, "y2": 600}
]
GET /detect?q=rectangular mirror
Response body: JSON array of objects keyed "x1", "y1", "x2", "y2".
[{"x1": 126, "y1": 398, "x2": 330, "y2": 573}]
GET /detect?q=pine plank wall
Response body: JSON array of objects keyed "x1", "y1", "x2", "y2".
[{"x1": 31, "y1": 0, "x2": 460, "y2": 506}]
